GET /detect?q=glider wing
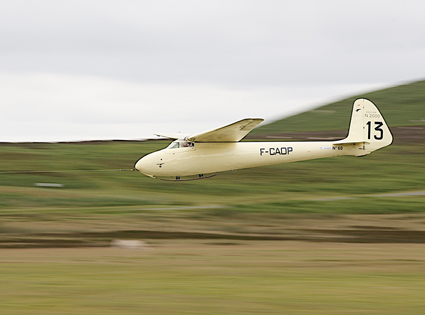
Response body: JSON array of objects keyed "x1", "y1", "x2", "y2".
[
  {"x1": 154, "y1": 133, "x2": 189, "y2": 140},
  {"x1": 187, "y1": 118, "x2": 264, "y2": 142}
]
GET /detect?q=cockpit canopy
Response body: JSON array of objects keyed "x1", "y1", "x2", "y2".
[{"x1": 167, "y1": 140, "x2": 195, "y2": 149}]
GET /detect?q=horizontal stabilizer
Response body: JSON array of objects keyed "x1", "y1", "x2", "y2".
[{"x1": 333, "y1": 140, "x2": 370, "y2": 145}]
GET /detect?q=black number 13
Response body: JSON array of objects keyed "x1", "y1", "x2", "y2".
[{"x1": 366, "y1": 121, "x2": 384, "y2": 140}]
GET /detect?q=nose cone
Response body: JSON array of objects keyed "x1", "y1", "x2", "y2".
[
  {"x1": 134, "y1": 158, "x2": 143, "y2": 172},
  {"x1": 134, "y1": 155, "x2": 153, "y2": 177}
]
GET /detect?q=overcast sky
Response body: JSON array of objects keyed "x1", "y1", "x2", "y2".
[{"x1": 1, "y1": 0, "x2": 424, "y2": 141}]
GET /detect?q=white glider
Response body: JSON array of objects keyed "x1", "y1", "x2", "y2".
[{"x1": 135, "y1": 99, "x2": 393, "y2": 180}]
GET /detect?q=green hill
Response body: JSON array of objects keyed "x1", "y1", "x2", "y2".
[{"x1": 252, "y1": 79, "x2": 425, "y2": 135}]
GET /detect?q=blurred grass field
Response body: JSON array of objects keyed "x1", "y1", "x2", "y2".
[
  {"x1": 2, "y1": 242, "x2": 425, "y2": 315},
  {"x1": 1, "y1": 80, "x2": 425, "y2": 314}
]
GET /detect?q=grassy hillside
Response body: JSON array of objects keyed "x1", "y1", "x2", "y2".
[{"x1": 252, "y1": 79, "x2": 425, "y2": 135}]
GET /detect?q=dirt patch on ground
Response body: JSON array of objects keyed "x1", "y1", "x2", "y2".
[{"x1": 3, "y1": 213, "x2": 425, "y2": 248}]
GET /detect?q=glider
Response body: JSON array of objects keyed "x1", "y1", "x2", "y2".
[{"x1": 135, "y1": 99, "x2": 393, "y2": 181}]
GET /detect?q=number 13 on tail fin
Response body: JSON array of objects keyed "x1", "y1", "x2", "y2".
[{"x1": 366, "y1": 121, "x2": 384, "y2": 140}]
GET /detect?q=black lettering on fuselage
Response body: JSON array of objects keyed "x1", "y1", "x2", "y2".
[{"x1": 260, "y1": 147, "x2": 293, "y2": 156}]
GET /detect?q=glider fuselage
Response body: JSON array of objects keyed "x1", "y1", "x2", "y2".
[
  {"x1": 135, "y1": 140, "x2": 363, "y2": 178},
  {"x1": 134, "y1": 99, "x2": 393, "y2": 180}
]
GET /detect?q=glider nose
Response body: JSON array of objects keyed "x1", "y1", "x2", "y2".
[
  {"x1": 134, "y1": 156, "x2": 152, "y2": 176},
  {"x1": 134, "y1": 158, "x2": 142, "y2": 172}
]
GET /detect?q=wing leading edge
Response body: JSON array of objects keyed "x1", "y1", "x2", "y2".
[{"x1": 187, "y1": 118, "x2": 264, "y2": 142}]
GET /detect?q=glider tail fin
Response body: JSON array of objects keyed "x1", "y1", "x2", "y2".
[{"x1": 334, "y1": 99, "x2": 393, "y2": 156}]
